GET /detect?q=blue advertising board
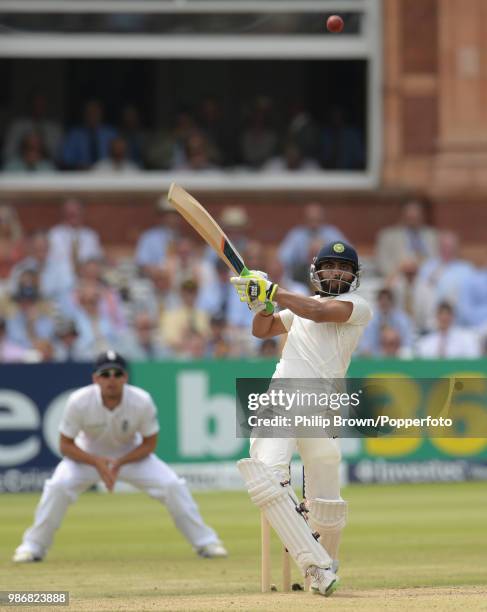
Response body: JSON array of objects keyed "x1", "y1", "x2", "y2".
[{"x1": 0, "y1": 364, "x2": 92, "y2": 491}]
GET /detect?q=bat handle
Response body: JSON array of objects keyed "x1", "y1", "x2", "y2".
[{"x1": 241, "y1": 267, "x2": 275, "y2": 314}]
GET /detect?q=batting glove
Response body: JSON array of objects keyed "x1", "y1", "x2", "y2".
[{"x1": 231, "y1": 275, "x2": 279, "y2": 305}]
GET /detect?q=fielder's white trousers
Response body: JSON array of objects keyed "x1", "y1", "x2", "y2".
[
  {"x1": 17, "y1": 454, "x2": 218, "y2": 558},
  {"x1": 250, "y1": 437, "x2": 341, "y2": 500}
]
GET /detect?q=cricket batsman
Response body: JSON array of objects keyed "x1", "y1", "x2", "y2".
[
  {"x1": 231, "y1": 241, "x2": 372, "y2": 596},
  {"x1": 13, "y1": 350, "x2": 227, "y2": 563}
]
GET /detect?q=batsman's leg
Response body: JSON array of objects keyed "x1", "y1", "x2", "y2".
[
  {"x1": 13, "y1": 459, "x2": 98, "y2": 562},
  {"x1": 298, "y1": 437, "x2": 347, "y2": 573},
  {"x1": 238, "y1": 457, "x2": 338, "y2": 596}
]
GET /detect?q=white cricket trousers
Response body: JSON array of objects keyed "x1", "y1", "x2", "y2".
[
  {"x1": 17, "y1": 454, "x2": 218, "y2": 558},
  {"x1": 250, "y1": 436, "x2": 341, "y2": 499}
]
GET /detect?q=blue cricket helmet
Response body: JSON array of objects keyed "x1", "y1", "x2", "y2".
[{"x1": 310, "y1": 241, "x2": 361, "y2": 295}]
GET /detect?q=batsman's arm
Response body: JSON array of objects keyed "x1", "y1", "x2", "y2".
[
  {"x1": 274, "y1": 288, "x2": 353, "y2": 323},
  {"x1": 252, "y1": 311, "x2": 287, "y2": 339}
]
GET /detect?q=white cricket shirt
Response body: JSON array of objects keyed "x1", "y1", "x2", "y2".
[
  {"x1": 59, "y1": 384, "x2": 160, "y2": 457},
  {"x1": 274, "y1": 292, "x2": 372, "y2": 379}
]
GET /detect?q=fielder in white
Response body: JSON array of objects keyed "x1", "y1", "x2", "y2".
[
  {"x1": 13, "y1": 350, "x2": 227, "y2": 562},
  {"x1": 231, "y1": 241, "x2": 372, "y2": 596}
]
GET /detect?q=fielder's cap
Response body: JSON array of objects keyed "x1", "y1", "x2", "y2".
[
  {"x1": 93, "y1": 350, "x2": 128, "y2": 374},
  {"x1": 315, "y1": 241, "x2": 359, "y2": 271},
  {"x1": 220, "y1": 206, "x2": 248, "y2": 229}
]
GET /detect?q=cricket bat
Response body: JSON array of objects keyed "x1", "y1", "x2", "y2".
[
  {"x1": 167, "y1": 182, "x2": 249, "y2": 275},
  {"x1": 167, "y1": 182, "x2": 273, "y2": 312}
]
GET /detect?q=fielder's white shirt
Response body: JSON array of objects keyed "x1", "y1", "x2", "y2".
[
  {"x1": 59, "y1": 384, "x2": 160, "y2": 457},
  {"x1": 274, "y1": 293, "x2": 372, "y2": 379}
]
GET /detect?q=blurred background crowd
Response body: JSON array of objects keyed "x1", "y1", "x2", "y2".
[
  {"x1": 0, "y1": 192, "x2": 486, "y2": 364},
  {"x1": 0, "y1": 92, "x2": 364, "y2": 174}
]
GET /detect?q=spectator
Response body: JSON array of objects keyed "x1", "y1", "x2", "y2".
[
  {"x1": 320, "y1": 107, "x2": 364, "y2": 170},
  {"x1": 0, "y1": 316, "x2": 30, "y2": 362},
  {"x1": 176, "y1": 131, "x2": 216, "y2": 172},
  {"x1": 48, "y1": 198, "x2": 103, "y2": 280},
  {"x1": 135, "y1": 196, "x2": 181, "y2": 275},
  {"x1": 204, "y1": 205, "x2": 249, "y2": 267},
  {"x1": 416, "y1": 302, "x2": 481, "y2": 358},
  {"x1": 240, "y1": 96, "x2": 277, "y2": 168},
  {"x1": 0, "y1": 204, "x2": 24, "y2": 281},
  {"x1": 143, "y1": 266, "x2": 180, "y2": 318},
  {"x1": 376, "y1": 199, "x2": 438, "y2": 278},
  {"x1": 67, "y1": 280, "x2": 118, "y2": 356},
  {"x1": 285, "y1": 99, "x2": 319, "y2": 159},
  {"x1": 198, "y1": 259, "x2": 250, "y2": 327},
  {"x1": 118, "y1": 104, "x2": 147, "y2": 166},
  {"x1": 160, "y1": 279, "x2": 210, "y2": 352},
  {"x1": 378, "y1": 326, "x2": 412, "y2": 358},
  {"x1": 197, "y1": 96, "x2": 232, "y2": 166},
  {"x1": 9, "y1": 231, "x2": 73, "y2": 300},
  {"x1": 359, "y1": 288, "x2": 414, "y2": 355},
  {"x1": 31, "y1": 338, "x2": 55, "y2": 362},
  {"x1": 3, "y1": 132, "x2": 57, "y2": 174},
  {"x1": 279, "y1": 202, "x2": 345, "y2": 280},
  {"x1": 5, "y1": 275, "x2": 55, "y2": 350},
  {"x1": 116, "y1": 311, "x2": 170, "y2": 360},
  {"x1": 62, "y1": 258, "x2": 126, "y2": 333},
  {"x1": 413, "y1": 231, "x2": 472, "y2": 333},
  {"x1": 177, "y1": 330, "x2": 207, "y2": 360},
  {"x1": 146, "y1": 110, "x2": 197, "y2": 170},
  {"x1": 383, "y1": 257, "x2": 418, "y2": 318},
  {"x1": 242, "y1": 240, "x2": 266, "y2": 273},
  {"x1": 2, "y1": 91, "x2": 63, "y2": 164},
  {"x1": 167, "y1": 109, "x2": 199, "y2": 169},
  {"x1": 61, "y1": 100, "x2": 117, "y2": 169},
  {"x1": 51, "y1": 318, "x2": 93, "y2": 362},
  {"x1": 93, "y1": 136, "x2": 140, "y2": 173},
  {"x1": 264, "y1": 249, "x2": 309, "y2": 297},
  {"x1": 206, "y1": 316, "x2": 232, "y2": 357},
  {"x1": 457, "y1": 258, "x2": 487, "y2": 329},
  {"x1": 263, "y1": 141, "x2": 320, "y2": 173},
  {"x1": 290, "y1": 236, "x2": 326, "y2": 288},
  {"x1": 165, "y1": 236, "x2": 217, "y2": 296}
]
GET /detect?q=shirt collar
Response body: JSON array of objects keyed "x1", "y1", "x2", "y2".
[{"x1": 94, "y1": 383, "x2": 126, "y2": 412}]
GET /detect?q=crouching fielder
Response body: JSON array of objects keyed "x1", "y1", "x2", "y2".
[
  {"x1": 232, "y1": 241, "x2": 372, "y2": 596},
  {"x1": 13, "y1": 351, "x2": 226, "y2": 563}
]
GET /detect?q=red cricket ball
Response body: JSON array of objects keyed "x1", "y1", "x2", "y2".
[{"x1": 326, "y1": 15, "x2": 344, "y2": 33}]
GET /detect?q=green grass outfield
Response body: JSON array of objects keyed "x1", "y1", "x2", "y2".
[{"x1": 1, "y1": 482, "x2": 487, "y2": 611}]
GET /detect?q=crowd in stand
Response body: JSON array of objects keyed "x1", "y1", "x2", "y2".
[
  {"x1": 0, "y1": 194, "x2": 486, "y2": 364},
  {"x1": 1, "y1": 93, "x2": 365, "y2": 174}
]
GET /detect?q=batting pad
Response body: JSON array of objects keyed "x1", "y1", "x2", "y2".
[
  {"x1": 308, "y1": 499, "x2": 347, "y2": 560},
  {"x1": 238, "y1": 458, "x2": 332, "y2": 574}
]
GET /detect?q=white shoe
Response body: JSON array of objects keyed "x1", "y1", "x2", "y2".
[
  {"x1": 197, "y1": 542, "x2": 228, "y2": 558},
  {"x1": 306, "y1": 565, "x2": 339, "y2": 597},
  {"x1": 12, "y1": 550, "x2": 43, "y2": 563}
]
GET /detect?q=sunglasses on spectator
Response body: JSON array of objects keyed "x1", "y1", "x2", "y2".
[{"x1": 98, "y1": 369, "x2": 125, "y2": 378}]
